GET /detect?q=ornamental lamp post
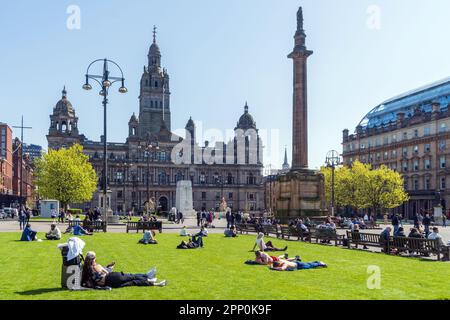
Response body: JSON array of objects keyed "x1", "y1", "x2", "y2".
[
  {"x1": 82, "y1": 59, "x2": 127, "y2": 222},
  {"x1": 325, "y1": 150, "x2": 341, "y2": 217},
  {"x1": 138, "y1": 141, "x2": 160, "y2": 212}
]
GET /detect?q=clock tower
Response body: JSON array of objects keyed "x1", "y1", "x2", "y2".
[{"x1": 138, "y1": 26, "x2": 171, "y2": 137}]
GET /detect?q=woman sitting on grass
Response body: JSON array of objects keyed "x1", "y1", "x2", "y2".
[
  {"x1": 224, "y1": 225, "x2": 238, "y2": 238},
  {"x1": 252, "y1": 233, "x2": 287, "y2": 252},
  {"x1": 64, "y1": 224, "x2": 93, "y2": 236},
  {"x1": 180, "y1": 226, "x2": 192, "y2": 237},
  {"x1": 81, "y1": 251, "x2": 166, "y2": 289},
  {"x1": 139, "y1": 230, "x2": 158, "y2": 245},
  {"x1": 270, "y1": 260, "x2": 327, "y2": 271}
]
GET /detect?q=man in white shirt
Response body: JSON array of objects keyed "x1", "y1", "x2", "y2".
[
  {"x1": 428, "y1": 227, "x2": 445, "y2": 246},
  {"x1": 46, "y1": 224, "x2": 62, "y2": 240}
]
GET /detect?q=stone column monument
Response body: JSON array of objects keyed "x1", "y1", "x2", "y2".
[
  {"x1": 274, "y1": 7, "x2": 327, "y2": 223},
  {"x1": 176, "y1": 180, "x2": 196, "y2": 217}
]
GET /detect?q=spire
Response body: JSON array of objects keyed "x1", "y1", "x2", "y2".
[
  {"x1": 244, "y1": 101, "x2": 249, "y2": 113},
  {"x1": 153, "y1": 25, "x2": 157, "y2": 44},
  {"x1": 62, "y1": 86, "x2": 67, "y2": 99},
  {"x1": 284, "y1": 146, "x2": 289, "y2": 165}
]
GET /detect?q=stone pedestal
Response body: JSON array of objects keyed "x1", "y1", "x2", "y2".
[
  {"x1": 176, "y1": 180, "x2": 196, "y2": 217},
  {"x1": 434, "y1": 206, "x2": 443, "y2": 225},
  {"x1": 98, "y1": 191, "x2": 116, "y2": 223},
  {"x1": 274, "y1": 169, "x2": 327, "y2": 223}
]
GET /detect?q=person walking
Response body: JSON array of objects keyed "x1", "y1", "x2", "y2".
[
  {"x1": 226, "y1": 210, "x2": 231, "y2": 229},
  {"x1": 18, "y1": 207, "x2": 26, "y2": 230},
  {"x1": 196, "y1": 210, "x2": 201, "y2": 227},
  {"x1": 423, "y1": 213, "x2": 431, "y2": 237}
]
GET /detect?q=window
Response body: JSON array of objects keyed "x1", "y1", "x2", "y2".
[
  {"x1": 440, "y1": 156, "x2": 446, "y2": 169},
  {"x1": 425, "y1": 144, "x2": 431, "y2": 153},
  {"x1": 424, "y1": 127, "x2": 431, "y2": 136},
  {"x1": 413, "y1": 179, "x2": 419, "y2": 191},
  {"x1": 391, "y1": 163, "x2": 397, "y2": 171},
  {"x1": 376, "y1": 153, "x2": 381, "y2": 161},
  {"x1": 440, "y1": 123, "x2": 447, "y2": 133},
  {"x1": 383, "y1": 152, "x2": 388, "y2": 160},
  {"x1": 228, "y1": 192, "x2": 233, "y2": 200},
  {"x1": 117, "y1": 191, "x2": 123, "y2": 199},
  {"x1": 441, "y1": 177, "x2": 446, "y2": 190},
  {"x1": 413, "y1": 160, "x2": 419, "y2": 171},
  {"x1": 392, "y1": 135, "x2": 397, "y2": 143},
  {"x1": 402, "y1": 147, "x2": 408, "y2": 157},
  {"x1": 116, "y1": 171, "x2": 123, "y2": 182},
  {"x1": 216, "y1": 192, "x2": 221, "y2": 200},
  {"x1": 439, "y1": 141, "x2": 446, "y2": 151},
  {"x1": 201, "y1": 192, "x2": 207, "y2": 200},
  {"x1": 200, "y1": 173, "x2": 206, "y2": 184},
  {"x1": 383, "y1": 137, "x2": 389, "y2": 145},
  {"x1": 425, "y1": 178, "x2": 431, "y2": 190},
  {"x1": 424, "y1": 159, "x2": 431, "y2": 170},
  {"x1": 414, "y1": 129, "x2": 419, "y2": 138},
  {"x1": 402, "y1": 161, "x2": 408, "y2": 172},
  {"x1": 404, "y1": 179, "x2": 409, "y2": 190},
  {"x1": 248, "y1": 193, "x2": 255, "y2": 200},
  {"x1": 403, "y1": 132, "x2": 408, "y2": 140},
  {"x1": 227, "y1": 173, "x2": 233, "y2": 185},
  {"x1": 413, "y1": 145, "x2": 419, "y2": 154},
  {"x1": 391, "y1": 150, "x2": 397, "y2": 158}
]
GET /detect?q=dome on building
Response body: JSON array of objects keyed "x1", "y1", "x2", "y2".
[
  {"x1": 358, "y1": 76, "x2": 450, "y2": 130},
  {"x1": 149, "y1": 42, "x2": 161, "y2": 56},
  {"x1": 236, "y1": 102, "x2": 257, "y2": 130},
  {"x1": 54, "y1": 87, "x2": 75, "y2": 116}
]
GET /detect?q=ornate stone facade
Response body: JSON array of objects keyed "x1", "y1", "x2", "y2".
[{"x1": 46, "y1": 34, "x2": 265, "y2": 214}]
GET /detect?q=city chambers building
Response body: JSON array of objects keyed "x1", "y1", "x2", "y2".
[
  {"x1": 342, "y1": 77, "x2": 450, "y2": 219},
  {"x1": 46, "y1": 34, "x2": 264, "y2": 214}
]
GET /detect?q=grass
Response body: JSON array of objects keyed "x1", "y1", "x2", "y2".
[{"x1": 0, "y1": 232, "x2": 449, "y2": 300}]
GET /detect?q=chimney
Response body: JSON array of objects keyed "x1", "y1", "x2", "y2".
[
  {"x1": 396, "y1": 112, "x2": 405, "y2": 127},
  {"x1": 343, "y1": 129, "x2": 349, "y2": 142}
]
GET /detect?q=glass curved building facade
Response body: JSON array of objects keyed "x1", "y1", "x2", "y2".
[{"x1": 343, "y1": 77, "x2": 450, "y2": 219}]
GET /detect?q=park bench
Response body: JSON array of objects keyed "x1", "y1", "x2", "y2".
[
  {"x1": 68, "y1": 220, "x2": 107, "y2": 233},
  {"x1": 126, "y1": 221, "x2": 163, "y2": 233},
  {"x1": 390, "y1": 236, "x2": 449, "y2": 261},
  {"x1": 279, "y1": 226, "x2": 311, "y2": 241},
  {"x1": 310, "y1": 228, "x2": 344, "y2": 246},
  {"x1": 346, "y1": 231, "x2": 388, "y2": 251},
  {"x1": 261, "y1": 225, "x2": 280, "y2": 238},
  {"x1": 236, "y1": 223, "x2": 260, "y2": 235}
]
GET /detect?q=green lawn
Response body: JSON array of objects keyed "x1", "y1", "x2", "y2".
[{"x1": 0, "y1": 232, "x2": 449, "y2": 300}]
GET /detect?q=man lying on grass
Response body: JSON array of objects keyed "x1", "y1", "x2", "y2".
[
  {"x1": 270, "y1": 260, "x2": 327, "y2": 271},
  {"x1": 81, "y1": 251, "x2": 167, "y2": 289}
]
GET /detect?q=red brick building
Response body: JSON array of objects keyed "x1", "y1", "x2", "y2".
[
  {"x1": 12, "y1": 138, "x2": 35, "y2": 205},
  {"x1": 0, "y1": 123, "x2": 13, "y2": 195}
]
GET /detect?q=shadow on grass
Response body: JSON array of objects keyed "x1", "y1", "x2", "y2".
[{"x1": 16, "y1": 288, "x2": 65, "y2": 296}]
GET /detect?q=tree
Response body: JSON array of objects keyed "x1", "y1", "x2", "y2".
[
  {"x1": 34, "y1": 144, "x2": 98, "y2": 209},
  {"x1": 321, "y1": 161, "x2": 409, "y2": 216}
]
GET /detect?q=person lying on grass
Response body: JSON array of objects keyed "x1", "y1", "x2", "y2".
[
  {"x1": 81, "y1": 251, "x2": 166, "y2": 289},
  {"x1": 139, "y1": 230, "x2": 157, "y2": 245},
  {"x1": 270, "y1": 260, "x2": 327, "y2": 271},
  {"x1": 177, "y1": 234, "x2": 204, "y2": 249},
  {"x1": 64, "y1": 224, "x2": 93, "y2": 236},
  {"x1": 253, "y1": 251, "x2": 302, "y2": 265},
  {"x1": 45, "y1": 224, "x2": 61, "y2": 240},
  {"x1": 252, "y1": 233, "x2": 287, "y2": 252}
]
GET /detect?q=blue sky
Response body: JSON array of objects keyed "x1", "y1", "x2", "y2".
[{"x1": 1, "y1": 0, "x2": 450, "y2": 170}]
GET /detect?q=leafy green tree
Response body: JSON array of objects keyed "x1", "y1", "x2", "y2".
[
  {"x1": 321, "y1": 161, "x2": 408, "y2": 215},
  {"x1": 34, "y1": 144, "x2": 98, "y2": 209}
]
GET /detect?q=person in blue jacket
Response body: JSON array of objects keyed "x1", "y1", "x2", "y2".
[{"x1": 20, "y1": 224, "x2": 38, "y2": 241}]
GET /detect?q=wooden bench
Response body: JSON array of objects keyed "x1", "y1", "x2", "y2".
[
  {"x1": 68, "y1": 220, "x2": 107, "y2": 233},
  {"x1": 126, "y1": 221, "x2": 163, "y2": 233},
  {"x1": 346, "y1": 231, "x2": 387, "y2": 251},
  {"x1": 235, "y1": 223, "x2": 260, "y2": 235},
  {"x1": 311, "y1": 228, "x2": 345, "y2": 246},
  {"x1": 390, "y1": 236, "x2": 449, "y2": 261},
  {"x1": 261, "y1": 225, "x2": 280, "y2": 238}
]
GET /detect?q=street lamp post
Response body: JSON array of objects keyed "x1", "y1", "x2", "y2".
[
  {"x1": 325, "y1": 150, "x2": 341, "y2": 217},
  {"x1": 139, "y1": 141, "x2": 160, "y2": 212},
  {"x1": 83, "y1": 59, "x2": 127, "y2": 222}
]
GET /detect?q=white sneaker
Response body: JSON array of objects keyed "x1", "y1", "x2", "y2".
[
  {"x1": 148, "y1": 278, "x2": 157, "y2": 283},
  {"x1": 147, "y1": 267, "x2": 157, "y2": 279},
  {"x1": 156, "y1": 280, "x2": 167, "y2": 287}
]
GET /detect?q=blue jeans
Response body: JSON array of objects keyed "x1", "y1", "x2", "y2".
[
  {"x1": 19, "y1": 217, "x2": 26, "y2": 230},
  {"x1": 293, "y1": 261, "x2": 323, "y2": 270},
  {"x1": 393, "y1": 225, "x2": 399, "y2": 235},
  {"x1": 192, "y1": 235, "x2": 203, "y2": 248}
]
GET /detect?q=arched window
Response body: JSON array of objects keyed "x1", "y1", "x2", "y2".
[
  {"x1": 61, "y1": 121, "x2": 67, "y2": 132},
  {"x1": 151, "y1": 101, "x2": 154, "y2": 108},
  {"x1": 227, "y1": 173, "x2": 233, "y2": 185},
  {"x1": 158, "y1": 171, "x2": 167, "y2": 185},
  {"x1": 176, "y1": 171, "x2": 184, "y2": 182},
  {"x1": 200, "y1": 172, "x2": 206, "y2": 184},
  {"x1": 155, "y1": 81, "x2": 158, "y2": 88},
  {"x1": 145, "y1": 79, "x2": 149, "y2": 86},
  {"x1": 160, "y1": 101, "x2": 163, "y2": 108}
]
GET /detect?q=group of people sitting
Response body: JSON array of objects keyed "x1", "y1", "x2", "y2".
[{"x1": 177, "y1": 225, "x2": 209, "y2": 249}]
